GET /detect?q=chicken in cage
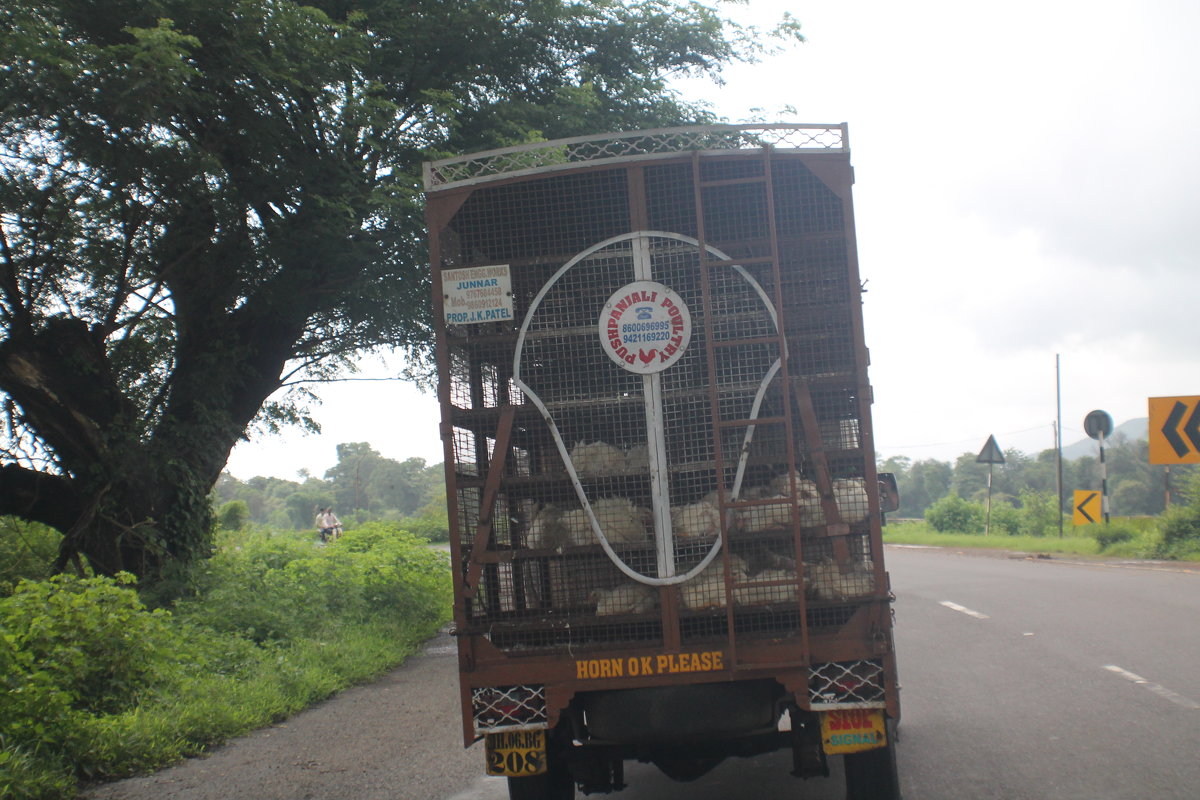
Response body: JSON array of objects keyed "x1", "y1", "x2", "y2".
[
  {"x1": 806, "y1": 558, "x2": 876, "y2": 602},
  {"x1": 670, "y1": 499, "x2": 722, "y2": 540},
  {"x1": 733, "y1": 567, "x2": 801, "y2": 606},
  {"x1": 568, "y1": 440, "x2": 626, "y2": 477},
  {"x1": 680, "y1": 554, "x2": 749, "y2": 611},
  {"x1": 591, "y1": 582, "x2": 657, "y2": 616},
  {"x1": 528, "y1": 497, "x2": 652, "y2": 549}
]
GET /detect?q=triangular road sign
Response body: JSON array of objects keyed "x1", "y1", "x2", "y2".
[{"x1": 976, "y1": 435, "x2": 1005, "y2": 464}]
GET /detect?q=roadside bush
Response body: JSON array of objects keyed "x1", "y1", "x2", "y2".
[
  {"x1": 0, "y1": 574, "x2": 187, "y2": 794},
  {"x1": 1016, "y1": 490, "x2": 1063, "y2": 538},
  {"x1": 1090, "y1": 521, "x2": 1138, "y2": 550},
  {"x1": 0, "y1": 518, "x2": 65, "y2": 595},
  {"x1": 1156, "y1": 506, "x2": 1200, "y2": 559},
  {"x1": 1, "y1": 523, "x2": 452, "y2": 798},
  {"x1": 1, "y1": 575, "x2": 177, "y2": 716},
  {"x1": 925, "y1": 494, "x2": 985, "y2": 534},
  {"x1": 398, "y1": 508, "x2": 450, "y2": 542},
  {"x1": 1155, "y1": 473, "x2": 1200, "y2": 559},
  {"x1": 171, "y1": 530, "x2": 318, "y2": 643},
  {"x1": 217, "y1": 500, "x2": 250, "y2": 531},
  {"x1": 988, "y1": 504, "x2": 1022, "y2": 536}
]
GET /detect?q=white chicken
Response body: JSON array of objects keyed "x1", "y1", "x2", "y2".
[
  {"x1": 767, "y1": 473, "x2": 869, "y2": 526},
  {"x1": 680, "y1": 554, "x2": 749, "y2": 611},
  {"x1": 737, "y1": 495, "x2": 794, "y2": 533},
  {"x1": 733, "y1": 568, "x2": 800, "y2": 606},
  {"x1": 768, "y1": 473, "x2": 824, "y2": 527},
  {"x1": 525, "y1": 504, "x2": 568, "y2": 549},
  {"x1": 671, "y1": 500, "x2": 722, "y2": 540},
  {"x1": 623, "y1": 444, "x2": 649, "y2": 473},
  {"x1": 831, "y1": 478, "x2": 869, "y2": 524},
  {"x1": 805, "y1": 559, "x2": 876, "y2": 602},
  {"x1": 591, "y1": 582, "x2": 657, "y2": 616},
  {"x1": 568, "y1": 441, "x2": 625, "y2": 477},
  {"x1": 561, "y1": 496, "x2": 651, "y2": 547}
]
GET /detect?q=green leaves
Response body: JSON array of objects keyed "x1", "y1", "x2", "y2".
[
  {"x1": 1, "y1": 573, "x2": 174, "y2": 714},
  {"x1": 2, "y1": 0, "x2": 793, "y2": 577},
  {"x1": 0, "y1": 524, "x2": 451, "y2": 796}
]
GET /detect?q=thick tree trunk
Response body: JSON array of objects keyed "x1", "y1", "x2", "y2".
[{"x1": 0, "y1": 310, "x2": 302, "y2": 579}]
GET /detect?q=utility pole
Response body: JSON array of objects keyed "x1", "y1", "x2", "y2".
[{"x1": 1056, "y1": 355, "x2": 1064, "y2": 538}]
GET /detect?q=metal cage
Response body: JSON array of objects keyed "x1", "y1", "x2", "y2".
[{"x1": 426, "y1": 126, "x2": 897, "y2": 727}]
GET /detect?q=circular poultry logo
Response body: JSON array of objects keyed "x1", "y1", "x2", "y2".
[{"x1": 599, "y1": 280, "x2": 692, "y2": 374}]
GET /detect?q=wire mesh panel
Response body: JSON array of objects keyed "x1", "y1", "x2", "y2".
[{"x1": 429, "y1": 127, "x2": 887, "y2": 664}]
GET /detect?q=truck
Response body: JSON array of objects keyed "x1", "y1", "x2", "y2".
[{"x1": 423, "y1": 124, "x2": 901, "y2": 799}]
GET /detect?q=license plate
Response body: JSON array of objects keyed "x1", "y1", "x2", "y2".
[
  {"x1": 820, "y1": 708, "x2": 887, "y2": 754},
  {"x1": 484, "y1": 730, "x2": 547, "y2": 777}
]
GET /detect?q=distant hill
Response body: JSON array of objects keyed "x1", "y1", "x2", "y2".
[{"x1": 1061, "y1": 417, "x2": 1148, "y2": 460}]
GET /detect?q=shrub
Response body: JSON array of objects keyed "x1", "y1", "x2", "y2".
[
  {"x1": 925, "y1": 494, "x2": 984, "y2": 534},
  {"x1": 1156, "y1": 506, "x2": 1200, "y2": 558},
  {"x1": 0, "y1": 522, "x2": 452, "y2": 797},
  {"x1": 0, "y1": 518, "x2": 64, "y2": 595},
  {"x1": 1016, "y1": 490, "x2": 1063, "y2": 538},
  {"x1": 1090, "y1": 521, "x2": 1137, "y2": 550},
  {"x1": 1155, "y1": 472, "x2": 1200, "y2": 559},
  {"x1": 217, "y1": 501, "x2": 250, "y2": 531},
  {"x1": 1, "y1": 574, "x2": 177, "y2": 716},
  {"x1": 398, "y1": 508, "x2": 450, "y2": 542},
  {"x1": 988, "y1": 504, "x2": 1022, "y2": 536}
]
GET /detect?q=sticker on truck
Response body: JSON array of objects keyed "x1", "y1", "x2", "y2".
[
  {"x1": 575, "y1": 650, "x2": 725, "y2": 680},
  {"x1": 484, "y1": 729, "x2": 547, "y2": 777},
  {"x1": 820, "y1": 708, "x2": 887, "y2": 754}
]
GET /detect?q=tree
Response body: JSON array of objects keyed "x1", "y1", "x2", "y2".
[
  {"x1": 897, "y1": 458, "x2": 953, "y2": 518},
  {"x1": 217, "y1": 499, "x2": 249, "y2": 531},
  {"x1": 924, "y1": 494, "x2": 984, "y2": 534},
  {"x1": 0, "y1": 0, "x2": 796, "y2": 578},
  {"x1": 324, "y1": 443, "x2": 386, "y2": 514}
]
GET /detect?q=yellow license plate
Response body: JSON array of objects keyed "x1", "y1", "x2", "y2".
[
  {"x1": 820, "y1": 708, "x2": 887, "y2": 754},
  {"x1": 485, "y1": 730, "x2": 547, "y2": 777}
]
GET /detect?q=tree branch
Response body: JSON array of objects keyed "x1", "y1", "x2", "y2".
[{"x1": 0, "y1": 462, "x2": 81, "y2": 532}]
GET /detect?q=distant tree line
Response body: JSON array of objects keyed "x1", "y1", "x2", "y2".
[
  {"x1": 213, "y1": 443, "x2": 448, "y2": 539},
  {"x1": 213, "y1": 434, "x2": 1190, "y2": 541},
  {"x1": 880, "y1": 435, "x2": 1195, "y2": 520}
]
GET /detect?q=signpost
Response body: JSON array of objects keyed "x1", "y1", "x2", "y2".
[
  {"x1": 976, "y1": 435, "x2": 1005, "y2": 536},
  {"x1": 1083, "y1": 410, "x2": 1112, "y2": 524}
]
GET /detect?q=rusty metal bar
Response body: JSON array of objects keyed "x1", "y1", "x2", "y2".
[{"x1": 462, "y1": 404, "x2": 517, "y2": 599}]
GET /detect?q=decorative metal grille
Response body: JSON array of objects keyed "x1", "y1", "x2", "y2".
[
  {"x1": 471, "y1": 685, "x2": 549, "y2": 734},
  {"x1": 809, "y1": 660, "x2": 887, "y2": 708},
  {"x1": 424, "y1": 124, "x2": 847, "y2": 190}
]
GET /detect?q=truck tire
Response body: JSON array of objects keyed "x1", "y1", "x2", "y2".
[
  {"x1": 506, "y1": 756, "x2": 575, "y2": 800},
  {"x1": 843, "y1": 721, "x2": 900, "y2": 800}
]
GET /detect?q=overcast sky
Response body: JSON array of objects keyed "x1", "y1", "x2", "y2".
[{"x1": 226, "y1": 0, "x2": 1199, "y2": 481}]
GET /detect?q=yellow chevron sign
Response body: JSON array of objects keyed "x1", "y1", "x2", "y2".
[
  {"x1": 1149, "y1": 396, "x2": 1200, "y2": 465},
  {"x1": 1073, "y1": 491, "x2": 1101, "y2": 526}
]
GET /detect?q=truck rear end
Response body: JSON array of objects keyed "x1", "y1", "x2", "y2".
[{"x1": 424, "y1": 124, "x2": 900, "y2": 799}]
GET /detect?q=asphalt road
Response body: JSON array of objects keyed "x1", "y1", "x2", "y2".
[
  {"x1": 84, "y1": 547, "x2": 1200, "y2": 800},
  {"x1": 885, "y1": 546, "x2": 1200, "y2": 800}
]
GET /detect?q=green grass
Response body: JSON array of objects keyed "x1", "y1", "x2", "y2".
[
  {"x1": 883, "y1": 520, "x2": 1101, "y2": 555},
  {"x1": 0, "y1": 523, "x2": 453, "y2": 799},
  {"x1": 883, "y1": 518, "x2": 1200, "y2": 562}
]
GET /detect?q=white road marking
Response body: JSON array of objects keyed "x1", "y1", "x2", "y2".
[
  {"x1": 939, "y1": 600, "x2": 990, "y2": 619},
  {"x1": 1103, "y1": 665, "x2": 1200, "y2": 710}
]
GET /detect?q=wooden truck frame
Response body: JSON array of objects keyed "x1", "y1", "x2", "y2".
[{"x1": 424, "y1": 124, "x2": 901, "y2": 799}]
